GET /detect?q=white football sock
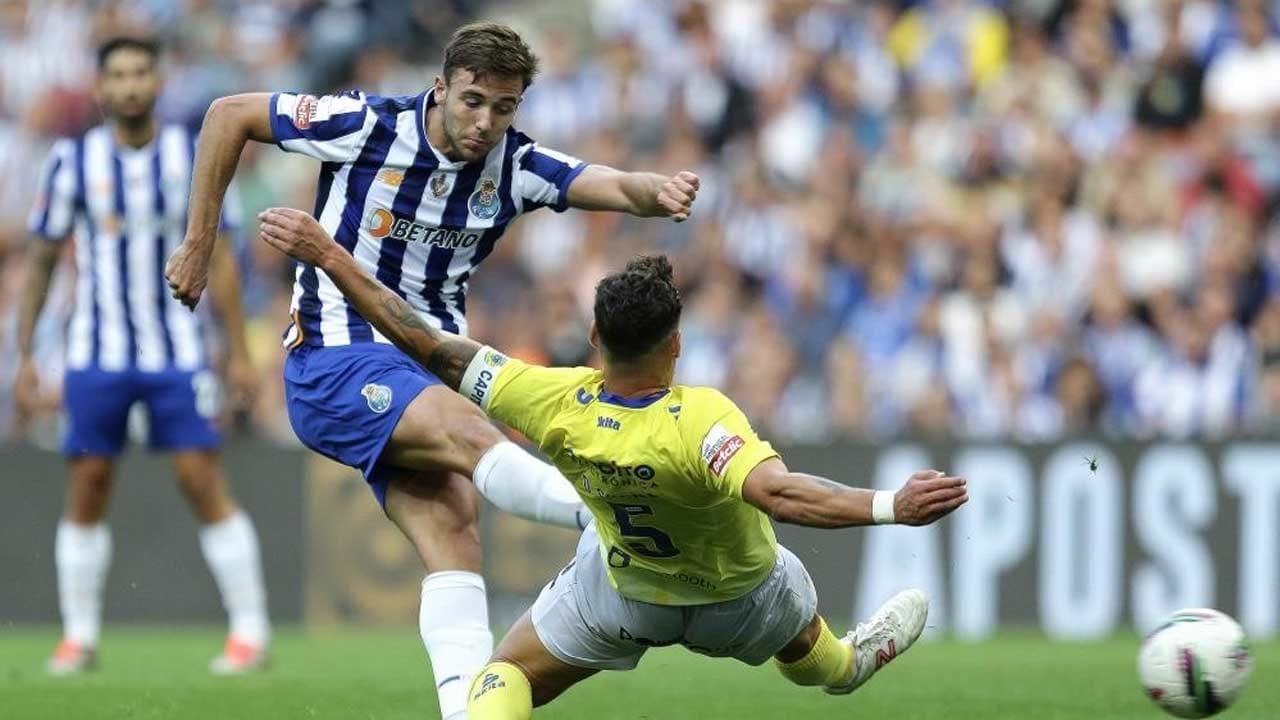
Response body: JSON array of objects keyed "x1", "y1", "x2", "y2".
[
  {"x1": 198, "y1": 510, "x2": 270, "y2": 647},
  {"x1": 420, "y1": 571, "x2": 494, "y2": 720},
  {"x1": 473, "y1": 441, "x2": 589, "y2": 530},
  {"x1": 55, "y1": 520, "x2": 112, "y2": 648}
]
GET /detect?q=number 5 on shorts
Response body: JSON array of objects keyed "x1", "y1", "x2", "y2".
[{"x1": 609, "y1": 502, "x2": 680, "y2": 558}]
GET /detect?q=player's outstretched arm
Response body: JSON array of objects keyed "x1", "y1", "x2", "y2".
[
  {"x1": 256, "y1": 208, "x2": 483, "y2": 389},
  {"x1": 741, "y1": 459, "x2": 968, "y2": 529},
  {"x1": 167, "y1": 93, "x2": 274, "y2": 309},
  {"x1": 566, "y1": 165, "x2": 700, "y2": 221}
]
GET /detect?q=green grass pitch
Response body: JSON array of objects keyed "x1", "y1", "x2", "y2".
[{"x1": 1, "y1": 628, "x2": 1275, "y2": 719}]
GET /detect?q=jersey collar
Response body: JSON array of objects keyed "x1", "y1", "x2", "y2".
[{"x1": 596, "y1": 387, "x2": 671, "y2": 409}]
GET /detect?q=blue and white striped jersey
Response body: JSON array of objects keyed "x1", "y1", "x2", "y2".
[
  {"x1": 269, "y1": 89, "x2": 586, "y2": 348},
  {"x1": 27, "y1": 124, "x2": 241, "y2": 372}
]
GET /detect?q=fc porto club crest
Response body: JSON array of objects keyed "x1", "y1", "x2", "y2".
[
  {"x1": 430, "y1": 172, "x2": 451, "y2": 198},
  {"x1": 468, "y1": 177, "x2": 501, "y2": 220},
  {"x1": 361, "y1": 383, "x2": 393, "y2": 414}
]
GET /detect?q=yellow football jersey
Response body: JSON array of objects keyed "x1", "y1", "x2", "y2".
[{"x1": 463, "y1": 349, "x2": 780, "y2": 606}]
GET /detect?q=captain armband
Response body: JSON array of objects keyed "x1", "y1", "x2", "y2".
[{"x1": 458, "y1": 345, "x2": 511, "y2": 411}]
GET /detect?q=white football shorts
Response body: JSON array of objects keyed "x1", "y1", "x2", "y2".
[{"x1": 531, "y1": 524, "x2": 818, "y2": 671}]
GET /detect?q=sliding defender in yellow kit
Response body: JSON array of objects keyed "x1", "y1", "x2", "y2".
[{"x1": 255, "y1": 207, "x2": 969, "y2": 718}]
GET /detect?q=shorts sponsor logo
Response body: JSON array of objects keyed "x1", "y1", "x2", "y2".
[
  {"x1": 361, "y1": 383, "x2": 393, "y2": 414},
  {"x1": 701, "y1": 423, "x2": 745, "y2": 477},
  {"x1": 468, "y1": 177, "x2": 501, "y2": 220},
  {"x1": 293, "y1": 95, "x2": 317, "y2": 129}
]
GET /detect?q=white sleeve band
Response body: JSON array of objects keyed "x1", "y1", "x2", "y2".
[
  {"x1": 872, "y1": 490, "x2": 896, "y2": 525},
  {"x1": 457, "y1": 345, "x2": 509, "y2": 411}
]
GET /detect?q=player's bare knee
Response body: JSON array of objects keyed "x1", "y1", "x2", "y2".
[
  {"x1": 174, "y1": 463, "x2": 218, "y2": 495},
  {"x1": 172, "y1": 456, "x2": 236, "y2": 521}
]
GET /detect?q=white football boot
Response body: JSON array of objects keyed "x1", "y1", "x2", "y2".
[{"x1": 826, "y1": 588, "x2": 929, "y2": 695}]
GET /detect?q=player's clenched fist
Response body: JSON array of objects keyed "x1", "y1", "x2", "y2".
[
  {"x1": 257, "y1": 207, "x2": 338, "y2": 267},
  {"x1": 165, "y1": 243, "x2": 213, "y2": 309},
  {"x1": 657, "y1": 170, "x2": 700, "y2": 222},
  {"x1": 893, "y1": 470, "x2": 968, "y2": 526}
]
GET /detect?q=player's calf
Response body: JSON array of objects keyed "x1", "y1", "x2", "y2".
[{"x1": 172, "y1": 451, "x2": 237, "y2": 524}]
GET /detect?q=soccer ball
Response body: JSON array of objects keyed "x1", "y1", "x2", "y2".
[{"x1": 1138, "y1": 608, "x2": 1253, "y2": 718}]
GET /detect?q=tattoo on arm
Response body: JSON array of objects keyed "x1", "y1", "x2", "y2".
[
  {"x1": 379, "y1": 289, "x2": 435, "y2": 337},
  {"x1": 425, "y1": 340, "x2": 480, "y2": 390},
  {"x1": 366, "y1": 274, "x2": 480, "y2": 390}
]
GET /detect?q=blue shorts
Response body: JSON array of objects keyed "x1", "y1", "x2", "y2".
[
  {"x1": 62, "y1": 367, "x2": 222, "y2": 456},
  {"x1": 283, "y1": 343, "x2": 442, "y2": 508}
]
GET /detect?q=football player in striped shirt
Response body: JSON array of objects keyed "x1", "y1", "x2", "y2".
[
  {"x1": 256, "y1": 206, "x2": 970, "y2": 719},
  {"x1": 17, "y1": 37, "x2": 270, "y2": 675},
  {"x1": 166, "y1": 22, "x2": 700, "y2": 720}
]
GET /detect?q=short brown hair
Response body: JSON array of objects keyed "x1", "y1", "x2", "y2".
[{"x1": 443, "y1": 23, "x2": 539, "y2": 90}]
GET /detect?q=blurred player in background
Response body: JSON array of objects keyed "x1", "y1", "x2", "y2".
[
  {"x1": 165, "y1": 22, "x2": 700, "y2": 720},
  {"x1": 256, "y1": 206, "x2": 970, "y2": 719},
  {"x1": 16, "y1": 37, "x2": 269, "y2": 676}
]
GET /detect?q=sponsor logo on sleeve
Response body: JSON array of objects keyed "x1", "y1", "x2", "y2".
[
  {"x1": 700, "y1": 422, "x2": 745, "y2": 477},
  {"x1": 292, "y1": 95, "x2": 317, "y2": 129}
]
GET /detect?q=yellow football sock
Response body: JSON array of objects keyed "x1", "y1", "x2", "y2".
[
  {"x1": 467, "y1": 662, "x2": 533, "y2": 720},
  {"x1": 774, "y1": 617, "x2": 854, "y2": 687}
]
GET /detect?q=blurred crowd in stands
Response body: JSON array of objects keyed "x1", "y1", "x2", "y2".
[{"x1": 5, "y1": 0, "x2": 1280, "y2": 445}]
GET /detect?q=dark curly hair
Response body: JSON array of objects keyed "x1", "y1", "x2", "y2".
[
  {"x1": 443, "y1": 23, "x2": 540, "y2": 90},
  {"x1": 593, "y1": 256, "x2": 683, "y2": 362}
]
